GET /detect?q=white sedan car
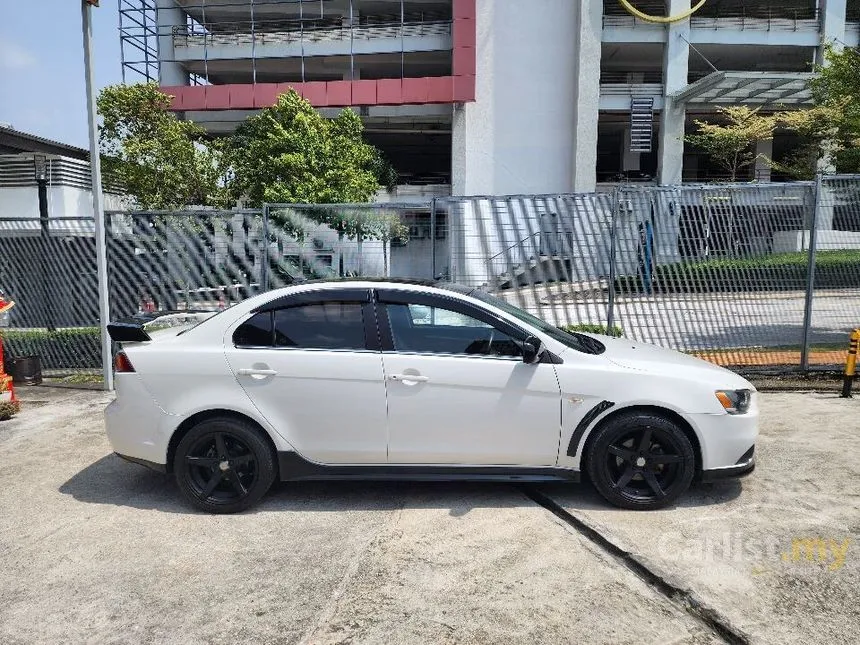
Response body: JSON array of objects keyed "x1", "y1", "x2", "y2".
[{"x1": 106, "y1": 279, "x2": 757, "y2": 514}]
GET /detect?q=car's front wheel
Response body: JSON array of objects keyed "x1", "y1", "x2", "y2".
[
  {"x1": 586, "y1": 412, "x2": 695, "y2": 510},
  {"x1": 174, "y1": 417, "x2": 276, "y2": 514}
]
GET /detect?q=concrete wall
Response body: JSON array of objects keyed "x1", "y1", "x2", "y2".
[{"x1": 0, "y1": 185, "x2": 127, "y2": 230}]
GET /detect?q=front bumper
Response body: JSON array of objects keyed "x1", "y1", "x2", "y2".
[
  {"x1": 688, "y1": 401, "x2": 759, "y2": 471},
  {"x1": 701, "y1": 446, "x2": 756, "y2": 482}
]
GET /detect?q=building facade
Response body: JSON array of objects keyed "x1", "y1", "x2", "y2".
[{"x1": 120, "y1": 0, "x2": 857, "y2": 196}]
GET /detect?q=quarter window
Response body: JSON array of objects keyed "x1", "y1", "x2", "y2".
[
  {"x1": 386, "y1": 303, "x2": 523, "y2": 357},
  {"x1": 274, "y1": 303, "x2": 365, "y2": 350},
  {"x1": 233, "y1": 312, "x2": 273, "y2": 347}
]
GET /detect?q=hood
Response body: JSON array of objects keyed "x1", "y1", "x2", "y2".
[{"x1": 583, "y1": 334, "x2": 753, "y2": 390}]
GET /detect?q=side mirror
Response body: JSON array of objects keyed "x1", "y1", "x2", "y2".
[{"x1": 522, "y1": 335, "x2": 544, "y2": 364}]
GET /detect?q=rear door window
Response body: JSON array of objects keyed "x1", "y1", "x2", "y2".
[{"x1": 274, "y1": 303, "x2": 366, "y2": 350}]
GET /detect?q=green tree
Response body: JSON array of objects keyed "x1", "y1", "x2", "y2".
[
  {"x1": 224, "y1": 90, "x2": 385, "y2": 206},
  {"x1": 684, "y1": 106, "x2": 775, "y2": 181},
  {"x1": 804, "y1": 45, "x2": 860, "y2": 173},
  {"x1": 772, "y1": 102, "x2": 848, "y2": 180},
  {"x1": 226, "y1": 90, "x2": 397, "y2": 275},
  {"x1": 97, "y1": 83, "x2": 224, "y2": 209}
]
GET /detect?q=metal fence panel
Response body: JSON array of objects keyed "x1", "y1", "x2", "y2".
[
  {"x1": 262, "y1": 202, "x2": 439, "y2": 288},
  {"x1": 439, "y1": 193, "x2": 615, "y2": 330},
  {"x1": 806, "y1": 176, "x2": 860, "y2": 368},
  {"x1": 611, "y1": 182, "x2": 820, "y2": 369},
  {"x1": 105, "y1": 210, "x2": 267, "y2": 319},
  {"x1": 0, "y1": 216, "x2": 100, "y2": 374},
  {"x1": 3, "y1": 178, "x2": 859, "y2": 382}
]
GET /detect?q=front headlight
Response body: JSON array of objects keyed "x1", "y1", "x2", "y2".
[{"x1": 715, "y1": 389, "x2": 753, "y2": 415}]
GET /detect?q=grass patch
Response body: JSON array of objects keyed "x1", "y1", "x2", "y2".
[
  {"x1": 561, "y1": 323, "x2": 624, "y2": 338},
  {"x1": 616, "y1": 250, "x2": 860, "y2": 294},
  {"x1": 2, "y1": 328, "x2": 101, "y2": 370}
]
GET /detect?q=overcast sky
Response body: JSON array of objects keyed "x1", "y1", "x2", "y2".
[{"x1": 0, "y1": 1, "x2": 124, "y2": 148}]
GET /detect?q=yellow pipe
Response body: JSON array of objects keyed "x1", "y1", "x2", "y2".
[
  {"x1": 846, "y1": 329, "x2": 859, "y2": 378},
  {"x1": 842, "y1": 329, "x2": 859, "y2": 398},
  {"x1": 619, "y1": 0, "x2": 708, "y2": 24}
]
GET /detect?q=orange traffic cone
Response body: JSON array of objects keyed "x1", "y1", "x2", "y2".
[{"x1": 0, "y1": 296, "x2": 19, "y2": 419}]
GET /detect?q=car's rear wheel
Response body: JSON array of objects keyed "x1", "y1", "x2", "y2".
[
  {"x1": 586, "y1": 412, "x2": 695, "y2": 510},
  {"x1": 174, "y1": 417, "x2": 276, "y2": 514}
]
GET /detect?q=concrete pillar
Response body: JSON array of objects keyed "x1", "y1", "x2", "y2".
[
  {"x1": 657, "y1": 0, "x2": 690, "y2": 186},
  {"x1": 816, "y1": 0, "x2": 847, "y2": 172},
  {"x1": 570, "y1": 0, "x2": 602, "y2": 193},
  {"x1": 156, "y1": 0, "x2": 190, "y2": 86},
  {"x1": 451, "y1": 0, "x2": 583, "y2": 195},
  {"x1": 817, "y1": 0, "x2": 847, "y2": 64},
  {"x1": 754, "y1": 139, "x2": 773, "y2": 182}
]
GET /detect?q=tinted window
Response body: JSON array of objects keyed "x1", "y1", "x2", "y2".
[
  {"x1": 458, "y1": 288, "x2": 606, "y2": 355},
  {"x1": 274, "y1": 303, "x2": 365, "y2": 350},
  {"x1": 386, "y1": 303, "x2": 523, "y2": 357},
  {"x1": 233, "y1": 312, "x2": 273, "y2": 347}
]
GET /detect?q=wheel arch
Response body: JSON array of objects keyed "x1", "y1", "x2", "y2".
[
  {"x1": 578, "y1": 404, "x2": 703, "y2": 477},
  {"x1": 166, "y1": 409, "x2": 279, "y2": 475}
]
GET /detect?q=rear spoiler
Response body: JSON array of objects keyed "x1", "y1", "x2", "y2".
[
  {"x1": 107, "y1": 321, "x2": 151, "y2": 343},
  {"x1": 107, "y1": 310, "x2": 217, "y2": 343}
]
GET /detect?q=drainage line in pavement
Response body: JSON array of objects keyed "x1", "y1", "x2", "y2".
[{"x1": 522, "y1": 487, "x2": 750, "y2": 645}]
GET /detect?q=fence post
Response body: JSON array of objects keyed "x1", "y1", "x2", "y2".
[
  {"x1": 83, "y1": 2, "x2": 113, "y2": 391},
  {"x1": 260, "y1": 206, "x2": 270, "y2": 292},
  {"x1": 800, "y1": 174, "x2": 823, "y2": 371},
  {"x1": 430, "y1": 198, "x2": 437, "y2": 279},
  {"x1": 606, "y1": 187, "x2": 620, "y2": 331}
]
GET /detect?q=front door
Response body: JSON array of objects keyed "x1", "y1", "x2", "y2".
[
  {"x1": 224, "y1": 293, "x2": 388, "y2": 464},
  {"x1": 377, "y1": 291, "x2": 562, "y2": 466}
]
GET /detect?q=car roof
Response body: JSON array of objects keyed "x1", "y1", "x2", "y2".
[
  {"x1": 287, "y1": 277, "x2": 476, "y2": 296},
  {"x1": 298, "y1": 277, "x2": 439, "y2": 288}
]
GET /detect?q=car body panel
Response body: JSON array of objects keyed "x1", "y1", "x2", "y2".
[
  {"x1": 104, "y1": 280, "x2": 759, "y2": 484},
  {"x1": 382, "y1": 353, "x2": 562, "y2": 465},
  {"x1": 224, "y1": 346, "x2": 389, "y2": 463}
]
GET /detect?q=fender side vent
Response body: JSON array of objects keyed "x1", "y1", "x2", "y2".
[{"x1": 566, "y1": 400, "x2": 615, "y2": 457}]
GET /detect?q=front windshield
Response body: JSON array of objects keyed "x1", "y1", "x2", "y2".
[{"x1": 442, "y1": 284, "x2": 605, "y2": 355}]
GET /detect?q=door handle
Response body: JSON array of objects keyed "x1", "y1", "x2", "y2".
[
  {"x1": 388, "y1": 374, "x2": 430, "y2": 383},
  {"x1": 237, "y1": 368, "x2": 278, "y2": 378}
]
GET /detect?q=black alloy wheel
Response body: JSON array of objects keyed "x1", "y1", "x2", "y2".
[
  {"x1": 174, "y1": 417, "x2": 276, "y2": 513},
  {"x1": 587, "y1": 412, "x2": 695, "y2": 510}
]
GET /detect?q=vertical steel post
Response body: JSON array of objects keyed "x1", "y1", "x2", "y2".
[
  {"x1": 800, "y1": 173, "x2": 823, "y2": 371},
  {"x1": 251, "y1": 0, "x2": 257, "y2": 84},
  {"x1": 606, "y1": 188, "x2": 620, "y2": 331},
  {"x1": 430, "y1": 198, "x2": 437, "y2": 279},
  {"x1": 82, "y1": 0, "x2": 114, "y2": 391},
  {"x1": 37, "y1": 175, "x2": 54, "y2": 331},
  {"x1": 260, "y1": 207, "x2": 269, "y2": 292},
  {"x1": 349, "y1": 0, "x2": 355, "y2": 80}
]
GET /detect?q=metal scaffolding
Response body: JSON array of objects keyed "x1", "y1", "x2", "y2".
[{"x1": 119, "y1": 0, "x2": 159, "y2": 82}]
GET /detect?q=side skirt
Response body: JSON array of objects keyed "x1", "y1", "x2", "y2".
[{"x1": 277, "y1": 452, "x2": 581, "y2": 483}]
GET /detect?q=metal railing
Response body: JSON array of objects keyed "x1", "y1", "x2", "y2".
[
  {"x1": 603, "y1": 6, "x2": 820, "y2": 31},
  {"x1": 174, "y1": 20, "x2": 452, "y2": 49},
  {"x1": 2, "y1": 178, "x2": 859, "y2": 380}
]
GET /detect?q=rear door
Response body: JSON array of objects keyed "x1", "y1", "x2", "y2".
[
  {"x1": 224, "y1": 288, "x2": 388, "y2": 464},
  {"x1": 377, "y1": 290, "x2": 562, "y2": 466}
]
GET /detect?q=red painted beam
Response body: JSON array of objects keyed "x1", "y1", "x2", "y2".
[{"x1": 161, "y1": 2, "x2": 476, "y2": 112}]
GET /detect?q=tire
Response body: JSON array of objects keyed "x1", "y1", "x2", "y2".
[
  {"x1": 174, "y1": 416, "x2": 276, "y2": 514},
  {"x1": 586, "y1": 411, "x2": 695, "y2": 511}
]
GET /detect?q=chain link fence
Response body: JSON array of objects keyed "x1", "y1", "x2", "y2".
[{"x1": 1, "y1": 177, "x2": 858, "y2": 381}]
